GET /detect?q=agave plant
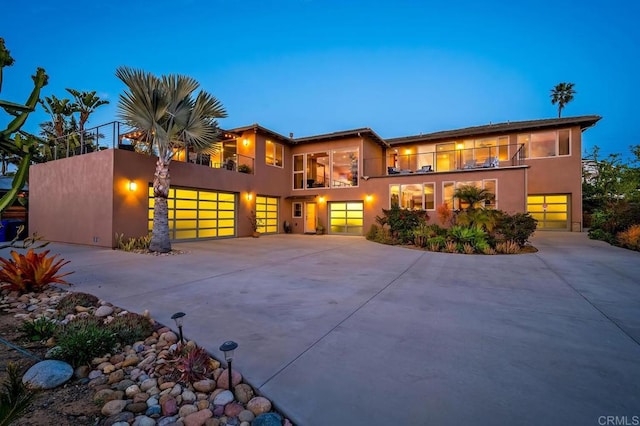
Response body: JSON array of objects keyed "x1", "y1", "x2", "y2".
[
  {"x1": 0, "y1": 362, "x2": 35, "y2": 426},
  {"x1": 0, "y1": 249, "x2": 73, "y2": 293}
]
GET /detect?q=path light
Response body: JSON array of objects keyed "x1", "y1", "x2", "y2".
[
  {"x1": 171, "y1": 312, "x2": 186, "y2": 344},
  {"x1": 219, "y1": 340, "x2": 238, "y2": 390}
]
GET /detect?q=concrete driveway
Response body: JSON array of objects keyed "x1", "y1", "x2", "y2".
[{"x1": 5, "y1": 232, "x2": 639, "y2": 425}]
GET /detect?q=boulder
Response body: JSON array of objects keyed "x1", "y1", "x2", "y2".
[{"x1": 22, "y1": 360, "x2": 73, "y2": 390}]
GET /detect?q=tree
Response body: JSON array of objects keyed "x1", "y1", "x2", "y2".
[
  {"x1": 550, "y1": 82, "x2": 576, "y2": 118},
  {"x1": 66, "y1": 89, "x2": 109, "y2": 152},
  {"x1": 116, "y1": 67, "x2": 227, "y2": 253},
  {"x1": 453, "y1": 184, "x2": 495, "y2": 211}
]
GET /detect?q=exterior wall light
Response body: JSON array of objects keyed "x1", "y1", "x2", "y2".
[
  {"x1": 243, "y1": 138, "x2": 249, "y2": 147},
  {"x1": 365, "y1": 194, "x2": 373, "y2": 202},
  {"x1": 318, "y1": 196, "x2": 325, "y2": 203},
  {"x1": 246, "y1": 192, "x2": 253, "y2": 201},
  {"x1": 171, "y1": 312, "x2": 186, "y2": 344},
  {"x1": 128, "y1": 181, "x2": 137, "y2": 191},
  {"x1": 219, "y1": 340, "x2": 238, "y2": 390}
]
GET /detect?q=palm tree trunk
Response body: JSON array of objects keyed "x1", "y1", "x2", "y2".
[{"x1": 149, "y1": 157, "x2": 172, "y2": 253}]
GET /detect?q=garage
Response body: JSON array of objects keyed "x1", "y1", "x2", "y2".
[
  {"x1": 148, "y1": 187, "x2": 236, "y2": 240},
  {"x1": 329, "y1": 201, "x2": 364, "y2": 235},
  {"x1": 256, "y1": 196, "x2": 279, "y2": 234},
  {"x1": 527, "y1": 194, "x2": 570, "y2": 230}
]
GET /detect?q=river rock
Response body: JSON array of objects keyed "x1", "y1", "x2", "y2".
[
  {"x1": 95, "y1": 305, "x2": 114, "y2": 317},
  {"x1": 216, "y1": 369, "x2": 242, "y2": 390},
  {"x1": 224, "y1": 402, "x2": 244, "y2": 418},
  {"x1": 179, "y1": 404, "x2": 198, "y2": 418},
  {"x1": 246, "y1": 397, "x2": 272, "y2": 416},
  {"x1": 238, "y1": 410, "x2": 255, "y2": 422},
  {"x1": 193, "y1": 379, "x2": 216, "y2": 393},
  {"x1": 133, "y1": 415, "x2": 157, "y2": 426},
  {"x1": 101, "y1": 399, "x2": 128, "y2": 416},
  {"x1": 212, "y1": 390, "x2": 234, "y2": 406},
  {"x1": 184, "y1": 408, "x2": 213, "y2": 426},
  {"x1": 22, "y1": 360, "x2": 73, "y2": 390},
  {"x1": 234, "y1": 384, "x2": 253, "y2": 404},
  {"x1": 253, "y1": 413, "x2": 283, "y2": 426}
]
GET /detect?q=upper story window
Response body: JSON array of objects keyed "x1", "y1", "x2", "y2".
[
  {"x1": 265, "y1": 140, "x2": 284, "y2": 167},
  {"x1": 293, "y1": 148, "x2": 359, "y2": 190},
  {"x1": 517, "y1": 129, "x2": 570, "y2": 159}
]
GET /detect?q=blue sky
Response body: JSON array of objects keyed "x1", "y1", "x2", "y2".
[{"x1": 2, "y1": 0, "x2": 638, "y2": 158}]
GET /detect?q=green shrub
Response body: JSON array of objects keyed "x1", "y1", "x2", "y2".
[
  {"x1": 589, "y1": 202, "x2": 640, "y2": 241},
  {"x1": 588, "y1": 228, "x2": 616, "y2": 244},
  {"x1": 412, "y1": 223, "x2": 432, "y2": 247},
  {"x1": 375, "y1": 205, "x2": 428, "y2": 244},
  {"x1": 495, "y1": 212, "x2": 538, "y2": 247},
  {"x1": 426, "y1": 236, "x2": 446, "y2": 251},
  {"x1": 115, "y1": 233, "x2": 152, "y2": 252},
  {"x1": 19, "y1": 316, "x2": 57, "y2": 341},
  {"x1": 448, "y1": 226, "x2": 487, "y2": 251},
  {"x1": 0, "y1": 362, "x2": 35, "y2": 425},
  {"x1": 107, "y1": 313, "x2": 154, "y2": 346},
  {"x1": 54, "y1": 317, "x2": 117, "y2": 367},
  {"x1": 56, "y1": 292, "x2": 99, "y2": 317}
]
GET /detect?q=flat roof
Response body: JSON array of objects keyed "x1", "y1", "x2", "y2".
[{"x1": 386, "y1": 115, "x2": 602, "y2": 145}]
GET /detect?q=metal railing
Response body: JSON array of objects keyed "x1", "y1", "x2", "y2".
[
  {"x1": 363, "y1": 144, "x2": 526, "y2": 175},
  {"x1": 40, "y1": 121, "x2": 255, "y2": 174}
]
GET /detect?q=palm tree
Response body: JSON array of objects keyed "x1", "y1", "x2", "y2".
[
  {"x1": 116, "y1": 67, "x2": 227, "y2": 253},
  {"x1": 550, "y1": 82, "x2": 576, "y2": 118},
  {"x1": 66, "y1": 89, "x2": 109, "y2": 152},
  {"x1": 454, "y1": 184, "x2": 495, "y2": 211}
]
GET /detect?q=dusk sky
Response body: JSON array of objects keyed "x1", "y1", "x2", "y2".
[{"x1": 2, "y1": 0, "x2": 638, "y2": 158}]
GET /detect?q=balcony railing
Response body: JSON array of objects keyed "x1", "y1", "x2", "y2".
[
  {"x1": 363, "y1": 144, "x2": 526, "y2": 176},
  {"x1": 39, "y1": 121, "x2": 255, "y2": 173}
]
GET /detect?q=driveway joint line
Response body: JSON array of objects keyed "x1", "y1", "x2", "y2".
[
  {"x1": 535, "y1": 253, "x2": 640, "y2": 347},
  {"x1": 257, "y1": 250, "x2": 428, "y2": 389}
]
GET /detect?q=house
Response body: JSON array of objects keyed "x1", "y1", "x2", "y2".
[{"x1": 28, "y1": 115, "x2": 600, "y2": 247}]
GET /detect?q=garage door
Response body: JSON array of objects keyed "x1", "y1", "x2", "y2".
[
  {"x1": 329, "y1": 201, "x2": 364, "y2": 235},
  {"x1": 256, "y1": 196, "x2": 278, "y2": 234},
  {"x1": 149, "y1": 187, "x2": 236, "y2": 240},
  {"x1": 527, "y1": 194, "x2": 569, "y2": 230}
]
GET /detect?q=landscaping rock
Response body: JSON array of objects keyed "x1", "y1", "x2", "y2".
[
  {"x1": 95, "y1": 305, "x2": 114, "y2": 317},
  {"x1": 253, "y1": 412, "x2": 283, "y2": 426},
  {"x1": 103, "y1": 411, "x2": 135, "y2": 426},
  {"x1": 238, "y1": 410, "x2": 254, "y2": 422},
  {"x1": 212, "y1": 390, "x2": 234, "y2": 406},
  {"x1": 234, "y1": 384, "x2": 253, "y2": 404},
  {"x1": 216, "y1": 369, "x2": 242, "y2": 390},
  {"x1": 193, "y1": 378, "x2": 216, "y2": 393},
  {"x1": 184, "y1": 408, "x2": 213, "y2": 426},
  {"x1": 22, "y1": 359, "x2": 73, "y2": 390},
  {"x1": 161, "y1": 397, "x2": 178, "y2": 416},
  {"x1": 224, "y1": 402, "x2": 243, "y2": 417},
  {"x1": 246, "y1": 397, "x2": 272, "y2": 416},
  {"x1": 133, "y1": 415, "x2": 157, "y2": 426},
  {"x1": 101, "y1": 399, "x2": 129, "y2": 416}
]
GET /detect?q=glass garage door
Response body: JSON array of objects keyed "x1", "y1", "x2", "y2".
[
  {"x1": 527, "y1": 194, "x2": 569, "y2": 230},
  {"x1": 329, "y1": 201, "x2": 364, "y2": 235},
  {"x1": 148, "y1": 187, "x2": 236, "y2": 240},
  {"x1": 256, "y1": 196, "x2": 278, "y2": 234}
]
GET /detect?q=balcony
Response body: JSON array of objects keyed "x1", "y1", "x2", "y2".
[
  {"x1": 364, "y1": 144, "x2": 526, "y2": 176},
  {"x1": 39, "y1": 121, "x2": 255, "y2": 174}
]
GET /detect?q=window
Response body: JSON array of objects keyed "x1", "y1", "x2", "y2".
[
  {"x1": 293, "y1": 148, "x2": 359, "y2": 189},
  {"x1": 332, "y1": 148, "x2": 358, "y2": 188},
  {"x1": 293, "y1": 155, "x2": 304, "y2": 189},
  {"x1": 442, "y1": 180, "x2": 497, "y2": 210},
  {"x1": 293, "y1": 202, "x2": 302, "y2": 218},
  {"x1": 518, "y1": 130, "x2": 571, "y2": 159},
  {"x1": 389, "y1": 183, "x2": 436, "y2": 210},
  {"x1": 266, "y1": 140, "x2": 284, "y2": 167}
]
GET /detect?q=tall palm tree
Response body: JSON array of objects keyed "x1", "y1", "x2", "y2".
[
  {"x1": 550, "y1": 82, "x2": 576, "y2": 118},
  {"x1": 116, "y1": 67, "x2": 227, "y2": 253},
  {"x1": 66, "y1": 89, "x2": 109, "y2": 151}
]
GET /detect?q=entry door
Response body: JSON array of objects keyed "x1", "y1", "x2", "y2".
[{"x1": 305, "y1": 202, "x2": 317, "y2": 233}]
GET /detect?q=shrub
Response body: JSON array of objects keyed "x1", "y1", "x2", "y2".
[
  {"x1": 616, "y1": 224, "x2": 640, "y2": 251},
  {"x1": 0, "y1": 249, "x2": 73, "y2": 294},
  {"x1": 436, "y1": 204, "x2": 453, "y2": 227},
  {"x1": 0, "y1": 362, "x2": 35, "y2": 425},
  {"x1": 427, "y1": 236, "x2": 446, "y2": 251},
  {"x1": 496, "y1": 240, "x2": 520, "y2": 254},
  {"x1": 19, "y1": 316, "x2": 57, "y2": 341},
  {"x1": 461, "y1": 243, "x2": 475, "y2": 254},
  {"x1": 366, "y1": 224, "x2": 393, "y2": 244},
  {"x1": 375, "y1": 205, "x2": 428, "y2": 244},
  {"x1": 54, "y1": 317, "x2": 117, "y2": 367},
  {"x1": 107, "y1": 313, "x2": 154, "y2": 346},
  {"x1": 56, "y1": 292, "x2": 99, "y2": 317},
  {"x1": 482, "y1": 246, "x2": 497, "y2": 255},
  {"x1": 412, "y1": 223, "x2": 432, "y2": 247},
  {"x1": 443, "y1": 240, "x2": 457, "y2": 253},
  {"x1": 115, "y1": 233, "x2": 152, "y2": 252},
  {"x1": 168, "y1": 344, "x2": 216, "y2": 384},
  {"x1": 448, "y1": 226, "x2": 487, "y2": 251},
  {"x1": 495, "y1": 213, "x2": 538, "y2": 247}
]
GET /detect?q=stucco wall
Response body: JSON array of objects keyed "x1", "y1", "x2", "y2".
[{"x1": 29, "y1": 149, "x2": 115, "y2": 246}]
